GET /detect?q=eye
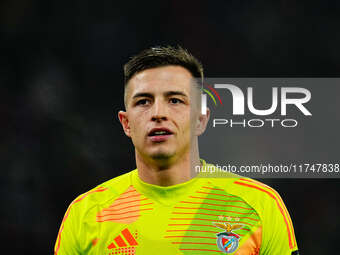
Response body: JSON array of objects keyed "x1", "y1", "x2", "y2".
[
  {"x1": 136, "y1": 99, "x2": 151, "y2": 106},
  {"x1": 169, "y1": 98, "x2": 183, "y2": 104}
]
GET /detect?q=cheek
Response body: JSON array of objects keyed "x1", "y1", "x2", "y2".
[
  {"x1": 178, "y1": 116, "x2": 193, "y2": 135},
  {"x1": 132, "y1": 121, "x2": 142, "y2": 135},
  {"x1": 127, "y1": 115, "x2": 143, "y2": 139}
]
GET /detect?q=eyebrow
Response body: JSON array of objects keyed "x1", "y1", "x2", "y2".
[
  {"x1": 132, "y1": 92, "x2": 153, "y2": 99},
  {"x1": 132, "y1": 91, "x2": 188, "y2": 99}
]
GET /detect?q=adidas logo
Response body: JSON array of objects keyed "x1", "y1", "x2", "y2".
[{"x1": 107, "y1": 228, "x2": 138, "y2": 254}]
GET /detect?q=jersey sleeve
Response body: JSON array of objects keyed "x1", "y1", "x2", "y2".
[
  {"x1": 260, "y1": 190, "x2": 298, "y2": 255},
  {"x1": 54, "y1": 202, "x2": 81, "y2": 255},
  {"x1": 54, "y1": 186, "x2": 109, "y2": 255}
]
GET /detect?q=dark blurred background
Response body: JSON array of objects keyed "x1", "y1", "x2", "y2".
[{"x1": 1, "y1": 0, "x2": 339, "y2": 254}]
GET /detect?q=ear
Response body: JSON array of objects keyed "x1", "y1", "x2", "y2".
[
  {"x1": 196, "y1": 107, "x2": 210, "y2": 136},
  {"x1": 118, "y1": 110, "x2": 131, "y2": 137}
]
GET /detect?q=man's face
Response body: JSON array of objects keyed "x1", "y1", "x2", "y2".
[{"x1": 119, "y1": 65, "x2": 208, "y2": 163}]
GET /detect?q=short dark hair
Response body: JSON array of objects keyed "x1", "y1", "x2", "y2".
[{"x1": 123, "y1": 46, "x2": 204, "y2": 86}]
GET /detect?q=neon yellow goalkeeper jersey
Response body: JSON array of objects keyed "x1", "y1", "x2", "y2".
[{"x1": 55, "y1": 161, "x2": 298, "y2": 255}]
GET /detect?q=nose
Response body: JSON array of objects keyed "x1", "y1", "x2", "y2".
[{"x1": 151, "y1": 99, "x2": 168, "y2": 122}]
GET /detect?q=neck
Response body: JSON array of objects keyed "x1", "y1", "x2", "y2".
[{"x1": 135, "y1": 144, "x2": 201, "y2": 187}]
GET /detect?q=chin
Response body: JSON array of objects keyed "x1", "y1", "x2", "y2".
[
  {"x1": 147, "y1": 147, "x2": 176, "y2": 160},
  {"x1": 150, "y1": 152, "x2": 173, "y2": 160},
  {"x1": 148, "y1": 152, "x2": 177, "y2": 170}
]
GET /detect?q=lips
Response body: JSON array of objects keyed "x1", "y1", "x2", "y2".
[
  {"x1": 148, "y1": 127, "x2": 173, "y2": 142},
  {"x1": 148, "y1": 128, "x2": 173, "y2": 137}
]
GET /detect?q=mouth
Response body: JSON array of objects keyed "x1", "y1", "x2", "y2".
[{"x1": 148, "y1": 128, "x2": 173, "y2": 142}]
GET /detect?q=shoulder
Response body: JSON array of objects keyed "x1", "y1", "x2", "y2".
[
  {"x1": 66, "y1": 170, "x2": 136, "y2": 217},
  {"x1": 206, "y1": 176, "x2": 285, "y2": 215},
  {"x1": 198, "y1": 162, "x2": 284, "y2": 211},
  {"x1": 198, "y1": 164, "x2": 297, "y2": 252},
  {"x1": 231, "y1": 178, "x2": 280, "y2": 199}
]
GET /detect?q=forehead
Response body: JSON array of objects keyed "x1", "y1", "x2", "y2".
[{"x1": 126, "y1": 66, "x2": 193, "y2": 96}]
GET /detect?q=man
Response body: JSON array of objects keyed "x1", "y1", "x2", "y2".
[{"x1": 55, "y1": 46, "x2": 299, "y2": 254}]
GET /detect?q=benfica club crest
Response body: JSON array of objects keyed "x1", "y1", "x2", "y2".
[{"x1": 213, "y1": 222, "x2": 243, "y2": 253}]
